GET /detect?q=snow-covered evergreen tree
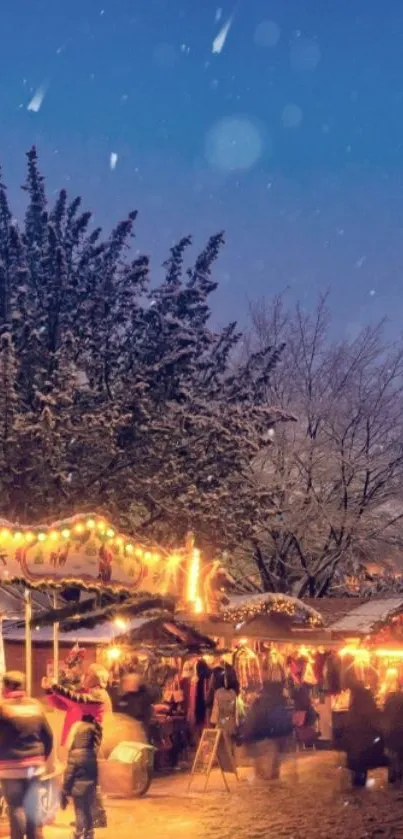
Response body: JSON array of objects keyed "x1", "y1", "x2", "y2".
[{"x1": 0, "y1": 149, "x2": 288, "y2": 549}]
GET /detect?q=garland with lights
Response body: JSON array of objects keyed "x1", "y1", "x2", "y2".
[
  {"x1": 221, "y1": 593, "x2": 323, "y2": 627},
  {"x1": 0, "y1": 513, "x2": 167, "y2": 562}
]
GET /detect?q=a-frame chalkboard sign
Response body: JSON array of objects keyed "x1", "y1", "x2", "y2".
[{"x1": 187, "y1": 728, "x2": 238, "y2": 792}]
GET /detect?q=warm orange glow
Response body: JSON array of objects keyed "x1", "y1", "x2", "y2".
[
  {"x1": 38, "y1": 532, "x2": 46, "y2": 542},
  {"x1": 74, "y1": 523, "x2": 84, "y2": 534},
  {"x1": 106, "y1": 528, "x2": 115, "y2": 538},
  {"x1": 25, "y1": 532, "x2": 35, "y2": 543},
  {"x1": 135, "y1": 547, "x2": 143, "y2": 558},
  {"x1": 375, "y1": 649, "x2": 403, "y2": 659},
  {"x1": 49, "y1": 531, "x2": 58, "y2": 541},
  {"x1": 107, "y1": 646, "x2": 122, "y2": 661},
  {"x1": 13, "y1": 531, "x2": 22, "y2": 541},
  {"x1": 0, "y1": 529, "x2": 10, "y2": 539},
  {"x1": 144, "y1": 551, "x2": 152, "y2": 561},
  {"x1": 114, "y1": 618, "x2": 127, "y2": 631},
  {"x1": 86, "y1": 518, "x2": 95, "y2": 529},
  {"x1": 97, "y1": 521, "x2": 106, "y2": 534},
  {"x1": 187, "y1": 547, "x2": 201, "y2": 612},
  {"x1": 116, "y1": 537, "x2": 124, "y2": 547},
  {"x1": 125, "y1": 544, "x2": 133, "y2": 554},
  {"x1": 339, "y1": 645, "x2": 370, "y2": 663},
  {"x1": 194, "y1": 597, "x2": 203, "y2": 614},
  {"x1": 61, "y1": 528, "x2": 70, "y2": 539}
]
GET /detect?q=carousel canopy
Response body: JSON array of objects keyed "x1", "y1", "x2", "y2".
[
  {"x1": 0, "y1": 514, "x2": 186, "y2": 595},
  {"x1": 221, "y1": 592, "x2": 324, "y2": 628}
]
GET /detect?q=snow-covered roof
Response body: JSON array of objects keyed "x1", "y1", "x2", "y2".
[
  {"x1": 3, "y1": 615, "x2": 145, "y2": 645},
  {"x1": 221, "y1": 592, "x2": 323, "y2": 627},
  {"x1": 328, "y1": 597, "x2": 403, "y2": 635}
]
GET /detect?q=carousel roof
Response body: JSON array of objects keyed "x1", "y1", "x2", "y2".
[{"x1": 221, "y1": 592, "x2": 323, "y2": 627}]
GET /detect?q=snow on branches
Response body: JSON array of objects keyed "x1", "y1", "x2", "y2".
[{"x1": 0, "y1": 148, "x2": 289, "y2": 552}]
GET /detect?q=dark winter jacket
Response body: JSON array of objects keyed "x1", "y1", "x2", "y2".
[
  {"x1": 206, "y1": 665, "x2": 239, "y2": 709},
  {"x1": 0, "y1": 692, "x2": 53, "y2": 779},
  {"x1": 383, "y1": 692, "x2": 403, "y2": 755},
  {"x1": 62, "y1": 717, "x2": 102, "y2": 799},
  {"x1": 241, "y1": 682, "x2": 293, "y2": 744},
  {"x1": 344, "y1": 686, "x2": 385, "y2": 771},
  {"x1": 115, "y1": 686, "x2": 153, "y2": 732}
]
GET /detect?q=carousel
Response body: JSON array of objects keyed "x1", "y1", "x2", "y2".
[{"x1": 0, "y1": 514, "x2": 230, "y2": 806}]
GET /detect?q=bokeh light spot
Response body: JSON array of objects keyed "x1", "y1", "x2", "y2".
[
  {"x1": 254, "y1": 20, "x2": 280, "y2": 48},
  {"x1": 205, "y1": 117, "x2": 265, "y2": 173}
]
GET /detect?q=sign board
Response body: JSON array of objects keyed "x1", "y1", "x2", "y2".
[{"x1": 188, "y1": 728, "x2": 237, "y2": 792}]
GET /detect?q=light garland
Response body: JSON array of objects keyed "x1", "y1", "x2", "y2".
[
  {"x1": 0, "y1": 514, "x2": 167, "y2": 564},
  {"x1": 222, "y1": 594, "x2": 323, "y2": 627}
]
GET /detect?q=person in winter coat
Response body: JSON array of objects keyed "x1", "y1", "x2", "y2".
[
  {"x1": 61, "y1": 714, "x2": 102, "y2": 839},
  {"x1": 44, "y1": 665, "x2": 111, "y2": 828},
  {"x1": 344, "y1": 684, "x2": 385, "y2": 787},
  {"x1": 0, "y1": 670, "x2": 53, "y2": 839},
  {"x1": 115, "y1": 673, "x2": 153, "y2": 740},
  {"x1": 383, "y1": 689, "x2": 403, "y2": 783},
  {"x1": 241, "y1": 681, "x2": 293, "y2": 780}
]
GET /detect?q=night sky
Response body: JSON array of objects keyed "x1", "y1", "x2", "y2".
[{"x1": 1, "y1": 0, "x2": 402, "y2": 334}]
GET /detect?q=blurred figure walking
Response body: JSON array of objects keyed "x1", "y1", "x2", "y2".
[{"x1": 0, "y1": 671, "x2": 53, "y2": 839}]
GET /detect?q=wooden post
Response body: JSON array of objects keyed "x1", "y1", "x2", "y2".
[
  {"x1": 25, "y1": 589, "x2": 32, "y2": 696},
  {"x1": 53, "y1": 591, "x2": 59, "y2": 683}
]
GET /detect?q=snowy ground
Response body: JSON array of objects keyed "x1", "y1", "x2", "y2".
[{"x1": 43, "y1": 752, "x2": 403, "y2": 839}]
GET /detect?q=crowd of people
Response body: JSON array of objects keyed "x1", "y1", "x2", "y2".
[{"x1": 3, "y1": 657, "x2": 403, "y2": 839}]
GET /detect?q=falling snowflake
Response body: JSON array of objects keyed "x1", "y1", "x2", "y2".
[
  {"x1": 109, "y1": 152, "x2": 118, "y2": 170},
  {"x1": 215, "y1": 8, "x2": 222, "y2": 22},
  {"x1": 27, "y1": 85, "x2": 47, "y2": 113},
  {"x1": 356, "y1": 256, "x2": 366, "y2": 268},
  {"x1": 369, "y1": 289, "x2": 376, "y2": 296},
  {"x1": 212, "y1": 16, "x2": 233, "y2": 54}
]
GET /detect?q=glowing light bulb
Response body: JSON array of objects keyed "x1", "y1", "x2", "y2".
[
  {"x1": 135, "y1": 547, "x2": 143, "y2": 558},
  {"x1": 13, "y1": 531, "x2": 23, "y2": 541},
  {"x1": 38, "y1": 533, "x2": 46, "y2": 542},
  {"x1": 49, "y1": 531, "x2": 58, "y2": 541},
  {"x1": 114, "y1": 618, "x2": 127, "y2": 631},
  {"x1": 144, "y1": 551, "x2": 152, "y2": 561},
  {"x1": 0, "y1": 529, "x2": 10, "y2": 539},
  {"x1": 86, "y1": 519, "x2": 95, "y2": 530},
  {"x1": 97, "y1": 521, "x2": 106, "y2": 533},
  {"x1": 25, "y1": 532, "x2": 35, "y2": 543},
  {"x1": 107, "y1": 646, "x2": 121, "y2": 661},
  {"x1": 106, "y1": 528, "x2": 115, "y2": 538},
  {"x1": 74, "y1": 523, "x2": 84, "y2": 534},
  {"x1": 61, "y1": 528, "x2": 70, "y2": 539},
  {"x1": 125, "y1": 544, "x2": 133, "y2": 554},
  {"x1": 116, "y1": 537, "x2": 123, "y2": 547}
]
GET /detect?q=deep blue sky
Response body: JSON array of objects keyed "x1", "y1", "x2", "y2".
[{"x1": 1, "y1": 0, "x2": 402, "y2": 334}]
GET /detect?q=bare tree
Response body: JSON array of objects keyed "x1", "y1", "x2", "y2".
[{"x1": 240, "y1": 294, "x2": 403, "y2": 597}]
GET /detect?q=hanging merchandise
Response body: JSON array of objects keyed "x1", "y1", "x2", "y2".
[
  {"x1": 233, "y1": 645, "x2": 262, "y2": 694},
  {"x1": 262, "y1": 645, "x2": 286, "y2": 683}
]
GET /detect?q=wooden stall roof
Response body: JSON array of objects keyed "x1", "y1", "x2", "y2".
[{"x1": 304, "y1": 596, "x2": 403, "y2": 637}]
